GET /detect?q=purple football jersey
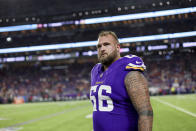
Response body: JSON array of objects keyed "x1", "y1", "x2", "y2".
[{"x1": 90, "y1": 54, "x2": 146, "y2": 131}]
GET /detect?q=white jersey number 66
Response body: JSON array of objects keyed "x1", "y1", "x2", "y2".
[{"x1": 90, "y1": 85, "x2": 114, "y2": 112}]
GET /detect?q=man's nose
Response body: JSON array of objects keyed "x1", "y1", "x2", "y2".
[{"x1": 100, "y1": 46, "x2": 106, "y2": 52}]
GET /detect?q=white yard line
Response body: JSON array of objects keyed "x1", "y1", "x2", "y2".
[
  {"x1": 0, "y1": 105, "x2": 87, "y2": 129},
  {"x1": 85, "y1": 114, "x2": 92, "y2": 119},
  {"x1": 153, "y1": 98, "x2": 196, "y2": 118},
  {"x1": 0, "y1": 118, "x2": 9, "y2": 120},
  {"x1": 0, "y1": 127, "x2": 23, "y2": 131}
]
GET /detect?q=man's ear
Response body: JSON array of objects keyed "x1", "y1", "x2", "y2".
[{"x1": 117, "y1": 44, "x2": 120, "y2": 52}]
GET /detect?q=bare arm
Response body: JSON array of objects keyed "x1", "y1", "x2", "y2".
[{"x1": 125, "y1": 71, "x2": 153, "y2": 131}]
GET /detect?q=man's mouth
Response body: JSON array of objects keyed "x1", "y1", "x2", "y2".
[{"x1": 101, "y1": 53, "x2": 107, "y2": 56}]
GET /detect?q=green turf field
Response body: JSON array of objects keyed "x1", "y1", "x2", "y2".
[{"x1": 0, "y1": 94, "x2": 196, "y2": 131}]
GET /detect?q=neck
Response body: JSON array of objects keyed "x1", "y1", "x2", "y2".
[{"x1": 103, "y1": 55, "x2": 121, "y2": 71}]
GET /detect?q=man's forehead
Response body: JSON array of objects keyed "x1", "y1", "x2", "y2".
[{"x1": 98, "y1": 35, "x2": 116, "y2": 44}]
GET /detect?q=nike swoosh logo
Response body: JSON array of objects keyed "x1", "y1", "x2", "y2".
[{"x1": 136, "y1": 61, "x2": 142, "y2": 64}]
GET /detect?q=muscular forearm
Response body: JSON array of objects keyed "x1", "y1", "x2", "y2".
[
  {"x1": 124, "y1": 71, "x2": 153, "y2": 131},
  {"x1": 138, "y1": 110, "x2": 153, "y2": 131}
]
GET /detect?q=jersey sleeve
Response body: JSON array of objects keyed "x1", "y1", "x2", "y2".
[
  {"x1": 91, "y1": 63, "x2": 101, "y2": 86},
  {"x1": 91, "y1": 64, "x2": 97, "y2": 85},
  {"x1": 124, "y1": 55, "x2": 146, "y2": 72}
]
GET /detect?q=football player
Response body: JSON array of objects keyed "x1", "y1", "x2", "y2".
[{"x1": 90, "y1": 31, "x2": 153, "y2": 131}]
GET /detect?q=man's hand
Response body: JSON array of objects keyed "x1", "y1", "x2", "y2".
[{"x1": 125, "y1": 71, "x2": 153, "y2": 131}]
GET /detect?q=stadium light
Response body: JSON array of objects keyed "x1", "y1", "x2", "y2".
[
  {"x1": 0, "y1": 7, "x2": 196, "y2": 32},
  {"x1": 118, "y1": 31, "x2": 196, "y2": 43},
  {"x1": 0, "y1": 24, "x2": 37, "y2": 32},
  {"x1": 183, "y1": 42, "x2": 196, "y2": 47},
  {"x1": 148, "y1": 45, "x2": 168, "y2": 51},
  {"x1": 0, "y1": 31, "x2": 196, "y2": 54},
  {"x1": 80, "y1": 7, "x2": 196, "y2": 24}
]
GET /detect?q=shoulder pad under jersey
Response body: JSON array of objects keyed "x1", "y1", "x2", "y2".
[{"x1": 124, "y1": 54, "x2": 146, "y2": 72}]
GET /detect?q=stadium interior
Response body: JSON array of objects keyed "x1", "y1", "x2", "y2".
[
  {"x1": 0, "y1": 1, "x2": 196, "y2": 131},
  {"x1": 0, "y1": 0, "x2": 195, "y2": 104}
]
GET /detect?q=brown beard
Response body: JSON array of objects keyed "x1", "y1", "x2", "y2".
[{"x1": 98, "y1": 49, "x2": 118, "y2": 67}]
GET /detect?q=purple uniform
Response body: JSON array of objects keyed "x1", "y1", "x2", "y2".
[{"x1": 90, "y1": 54, "x2": 146, "y2": 131}]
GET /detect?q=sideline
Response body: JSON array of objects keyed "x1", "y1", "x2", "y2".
[
  {"x1": 1, "y1": 104, "x2": 88, "y2": 129},
  {"x1": 152, "y1": 98, "x2": 196, "y2": 118}
]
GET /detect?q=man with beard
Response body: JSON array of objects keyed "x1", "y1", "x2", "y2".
[{"x1": 90, "y1": 31, "x2": 153, "y2": 131}]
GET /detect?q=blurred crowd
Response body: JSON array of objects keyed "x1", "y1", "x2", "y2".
[
  {"x1": 0, "y1": 52, "x2": 195, "y2": 104},
  {"x1": 145, "y1": 52, "x2": 196, "y2": 95},
  {"x1": 0, "y1": 62, "x2": 93, "y2": 104}
]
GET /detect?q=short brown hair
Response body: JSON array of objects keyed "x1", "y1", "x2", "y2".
[{"x1": 98, "y1": 31, "x2": 119, "y2": 44}]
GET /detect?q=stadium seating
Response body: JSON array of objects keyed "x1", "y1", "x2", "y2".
[{"x1": 0, "y1": 52, "x2": 195, "y2": 104}]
